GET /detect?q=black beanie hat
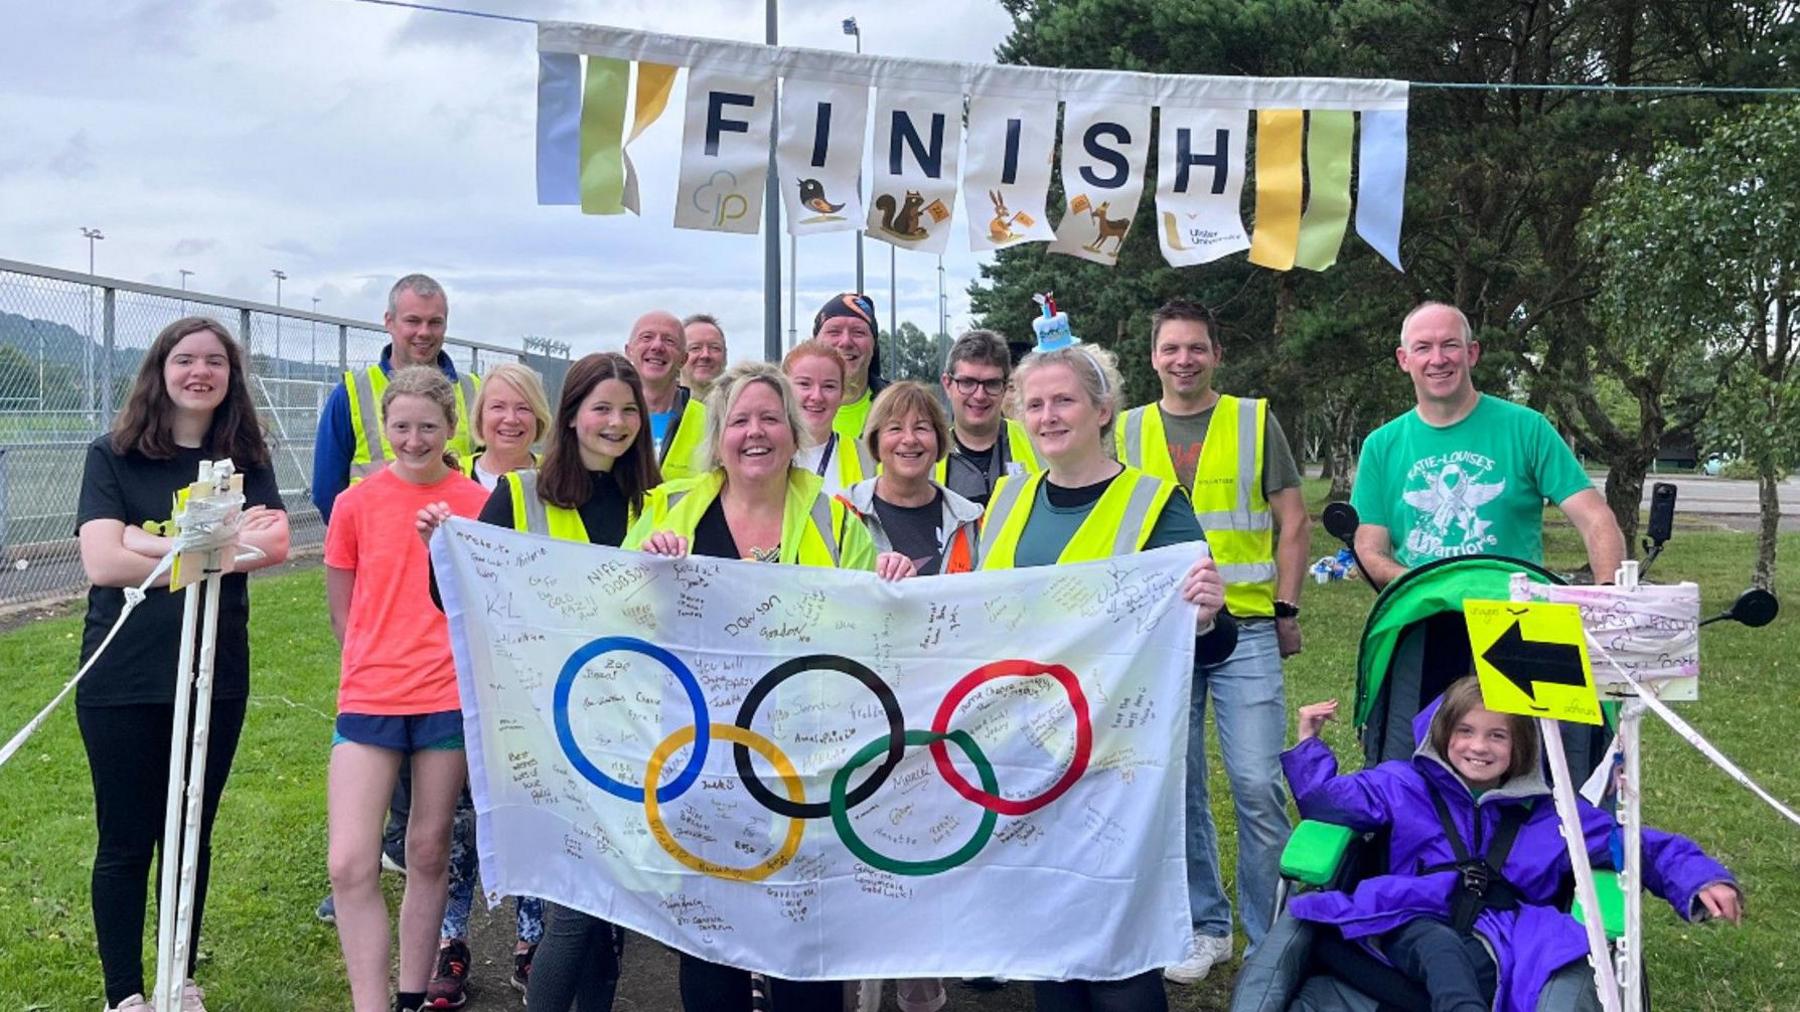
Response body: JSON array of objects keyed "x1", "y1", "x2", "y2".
[{"x1": 812, "y1": 292, "x2": 877, "y2": 336}]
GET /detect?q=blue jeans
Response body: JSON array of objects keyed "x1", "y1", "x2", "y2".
[
  {"x1": 441, "y1": 788, "x2": 544, "y2": 943},
  {"x1": 1185, "y1": 619, "x2": 1291, "y2": 948}
]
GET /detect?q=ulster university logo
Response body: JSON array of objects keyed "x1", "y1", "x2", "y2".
[{"x1": 1401, "y1": 454, "x2": 1506, "y2": 559}]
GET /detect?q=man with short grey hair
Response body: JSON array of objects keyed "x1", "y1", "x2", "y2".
[
  {"x1": 681, "y1": 313, "x2": 727, "y2": 398},
  {"x1": 310, "y1": 274, "x2": 479, "y2": 523}
]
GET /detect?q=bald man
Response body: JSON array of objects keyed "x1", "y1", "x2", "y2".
[
  {"x1": 1351, "y1": 301, "x2": 1624, "y2": 586},
  {"x1": 624, "y1": 309, "x2": 706, "y2": 481}
]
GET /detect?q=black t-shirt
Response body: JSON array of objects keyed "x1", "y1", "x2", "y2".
[
  {"x1": 873, "y1": 491, "x2": 946, "y2": 575},
  {"x1": 479, "y1": 470, "x2": 630, "y2": 548},
  {"x1": 692, "y1": 498, "x2": 744, "y2": 559},
  {"x1": 943, "y1": 433, "x2": 1001, "y2": 506},
  {"x1": 75, "y1": 438, "x2": 284, "y2": 707}
]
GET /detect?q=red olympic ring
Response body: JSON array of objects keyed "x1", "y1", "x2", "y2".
[{"x1": 928, "y1": 659, "x2": 1092, "y2": 816}]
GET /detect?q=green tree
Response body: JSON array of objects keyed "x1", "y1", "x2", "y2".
[
  {"x1": 1594, "y1": 102, "x2": 1800, "y2": 588},
  {"x1": 879, "y1": 322, "x2": 948, "y2": 383}
]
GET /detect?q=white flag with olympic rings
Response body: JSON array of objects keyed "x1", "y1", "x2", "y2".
[{"x1": 432, "y1": 518, "x2": 1199, "y2": 981}]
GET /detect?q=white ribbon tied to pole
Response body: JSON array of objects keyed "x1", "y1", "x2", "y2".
[{"x1": 0, "y1": 474, "x2": 257, "y2": 771}]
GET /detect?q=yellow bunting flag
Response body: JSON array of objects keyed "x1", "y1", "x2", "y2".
[
  {"x1": 622, "y1": 62, "x2": 678, "y2": 214},
  {"x1": 1247, "y1": 109, "x2": 1304, "y2": 270},
  {"x1": 579, "y1": 56, "x2": 630, "y2": 215},
  {"x1": 1293, "y1": 110, "x2": 1354, "y2": 271}
]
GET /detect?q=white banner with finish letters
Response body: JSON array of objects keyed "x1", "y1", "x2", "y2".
[{"x1": 432, "y1": 520, "x2": 1198, "y2": 981}]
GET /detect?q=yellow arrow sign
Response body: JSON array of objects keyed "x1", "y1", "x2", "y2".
[{"x1": 1464, "y1": 599, "x2": 1602, "y2": 725}]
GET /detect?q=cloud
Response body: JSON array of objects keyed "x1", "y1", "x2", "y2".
[
  {"x1": 48, "y1": 131, "x2": 97, "y2": 179},
  {"x1": 171, "y1": 237, "x2": 219, "y2": 256}
]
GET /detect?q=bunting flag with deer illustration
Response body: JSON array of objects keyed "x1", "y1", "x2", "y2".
[{"x1": 534, "y1": 22, "x2": 1411, "y2": 271}]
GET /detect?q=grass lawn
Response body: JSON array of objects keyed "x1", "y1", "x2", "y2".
[{"x1": 0, "y1": 482, "x2": 1794, "y2": 1011}]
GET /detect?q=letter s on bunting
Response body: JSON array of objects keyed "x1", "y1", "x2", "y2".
[
  {"x1": 1048, "y1": 101, "x2": 1153, "y2": 267},
  {"x1": 674, "y1": 65, "x2": 774, "y2": 234}
]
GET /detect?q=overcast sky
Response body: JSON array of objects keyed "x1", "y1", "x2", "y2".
[{"x1": 1, "y1": 0, "x2": 1018, "y2": 358}]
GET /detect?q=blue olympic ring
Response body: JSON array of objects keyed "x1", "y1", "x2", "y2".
[{"x1": 553, "y1": 636, "x2": 709, "y2": 804}]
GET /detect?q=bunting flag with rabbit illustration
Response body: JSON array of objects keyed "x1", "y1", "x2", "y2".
[{"x1": 534, "y1": 22, "x2": 1411, "y2": 271}]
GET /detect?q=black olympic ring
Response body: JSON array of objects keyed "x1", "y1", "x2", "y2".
[{"x1": 733, "y1": 653, "x2": 905, "y2": 819}]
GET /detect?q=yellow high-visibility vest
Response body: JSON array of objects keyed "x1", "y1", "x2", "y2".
[
  {"x1": 625, "y1": 468, "x2": 875, "y2": 571},
  {"x1": 658, "y1": 392, "x2": 708, "y2": 482},
  {"x1": 345, "y1": 364, "x2": 478, "y2": 482},
  {"x1": 1117, "y1": 397, "x2": 1275, "y2": 616},
  {"x1": 507, "y1": 469, "x2": 590, "y2": 542},
  {"x1": 816, "y1": 432, "x2": 876, "y2": 491},
  {"x1": 933, "y1": 419, "x2": 1043, "y2": 485},
  {"x1": 977, "y1": 465, "x2": 1176, "y2": 569}
]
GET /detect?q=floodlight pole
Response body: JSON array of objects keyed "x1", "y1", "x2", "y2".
[{"x1": 762, "y1": 0, "x2": 781, "y2": 362}]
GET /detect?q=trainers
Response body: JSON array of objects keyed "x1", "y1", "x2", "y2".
[
  {"x1": 315, "y1": 893, "x2": 336, "y2": 924},
  {"x1": 105, "y1": 996, "x2": 150, "y2": 1011},
  {"x1": 895, "y1": 978, "x2": 947, "y2": 1012},
  {"x1": 382, "y1": 839, "x2": 407, "y2": 876},
  {"x1": 426, "y1": 938, "x2": 471, "y2": 1009},
  {"x1": 510, "y1": 943, "x2": 536, "y2": 995},
  {"x1": 1163, "y1": 931, "x2": 1233, "y2": 984}
]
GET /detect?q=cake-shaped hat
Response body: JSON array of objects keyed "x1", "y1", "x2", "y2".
[{"x1": 1031, "y1": 292, "x2": 1079, "y2": 351}]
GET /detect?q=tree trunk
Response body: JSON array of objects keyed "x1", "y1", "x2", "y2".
[
  {"x1": 1327, "y1": 398, "x2": 1358, "y2": 501},
  {"x1": 1603, "y1": 448, "x2": 1652, "y2": 554},
  {"x1": 1755, "y1": 467, "x2": 1780, "y2": 590}
]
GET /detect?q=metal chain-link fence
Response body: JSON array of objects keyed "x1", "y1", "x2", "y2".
[{"x1": 0, "y1": 258, "x2": 546, "y2": 608}]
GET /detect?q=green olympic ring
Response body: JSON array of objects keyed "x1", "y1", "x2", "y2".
[{"x1": 828, "y1": 729, "x2": 998, "y2": 877}]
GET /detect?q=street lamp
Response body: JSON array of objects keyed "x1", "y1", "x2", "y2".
[
  {"x1": 271, "y1": 269, "x2": 287, "y2": 378},
  {"x1": 843, "y1": 16, "x2": 865, "y2": 296},
  {"x1": 79, "y1": 227, "x2": 103, "y2": 422}
]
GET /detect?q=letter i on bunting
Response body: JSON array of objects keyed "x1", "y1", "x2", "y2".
[
  {"x1": 963, "y1": 92, "x2": 1057, "y2": 251},
  {"x1": 1247, "y1": 109, "x2": 1304, "y2": 269},
  {"x1": 777, "y1": 77, "x2": 869, "y2": 236},
  {"x1": 674, "y1": 65, "x2": 775, "y2": 234},
  {"x1": 1048, "y1": 101, "x2": 1152, "y2": 266},
  {"x1": 867, "y1": 87, "x2": 963, "y2": 254},
  {"x1": 1154, "y1": 108, "x2": 1249, "y2": 267}
]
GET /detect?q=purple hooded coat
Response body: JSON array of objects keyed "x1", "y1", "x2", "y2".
[{"x1": 1281, "y1": 704, "x2": 1736, "y2": 1012}]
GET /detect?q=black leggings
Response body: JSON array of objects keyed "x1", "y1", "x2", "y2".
[
  {"x1": 527, "y1": 902, "x2": 620, "y2": 1011},
  {"x1": 78, "y1": 699, "x2": 247, "y2": 1006},
  {"x1": 1033, "y1": 971, "x2": 1169, "y2": 1012},
  {"x1": 677, "y1": 953, "x2": 842, "y2": 1012}
]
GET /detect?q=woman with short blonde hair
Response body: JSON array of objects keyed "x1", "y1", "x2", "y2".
[{"x1": 464, "y1": 362, "x2": 552, "y2": 490}]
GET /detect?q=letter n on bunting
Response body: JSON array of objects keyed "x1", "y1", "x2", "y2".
[
  {"x1": 1048, "y1": 101, "x2": 1152, "y2": 267},
  {"x1": 674, "y1": 66, "x2": 775, "y2": 234},
  {"x1": 867, "y1": 87, "x2": 963, "y2": 255}
]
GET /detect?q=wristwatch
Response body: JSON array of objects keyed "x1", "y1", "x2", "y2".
[{"x1": 1274, "y1": 600, "x2": 1300, "y2": 619}]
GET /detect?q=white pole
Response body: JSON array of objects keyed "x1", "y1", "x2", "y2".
[
  {"x1": 152, "y1": 580, "x2": 203, "y2": 1011},
  {"x1": 1613, "y1": 559, "x2": 1644, "y2": 1012},
  {"x1": 168, "y1": 560, "x2": 226, "y2": 1003},
  {"x1": 1540, "y1": 720, "x2": 1625, "y2": 1012}
]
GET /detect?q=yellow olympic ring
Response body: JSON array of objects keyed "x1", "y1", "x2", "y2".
[{"x1": 643, "y1": 723, "x2": 805, "y2": 882}]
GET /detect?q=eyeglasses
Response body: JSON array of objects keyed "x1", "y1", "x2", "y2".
[{"x1": 949, "y1": 376, "x2": 1007, "y2": 396}]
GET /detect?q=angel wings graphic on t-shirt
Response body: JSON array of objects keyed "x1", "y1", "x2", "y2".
[{"x1": 1402, "y1": 462, "x2": 1505, "y2": 556}]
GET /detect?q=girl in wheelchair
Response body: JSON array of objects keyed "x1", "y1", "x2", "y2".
[{"x1": 1283, "y1": 676, "x2": 1741, "y2": 1012}]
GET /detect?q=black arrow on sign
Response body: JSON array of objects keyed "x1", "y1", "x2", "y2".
[{"x1": 1482, "y1": 620, "x2": 1587, "y2": 706}]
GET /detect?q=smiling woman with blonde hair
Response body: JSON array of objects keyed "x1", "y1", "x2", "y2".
[{"x1": 462, "y1": 362, "x2": 552, "y2": 490}]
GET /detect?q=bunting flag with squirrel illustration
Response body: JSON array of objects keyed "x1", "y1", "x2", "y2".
[
  {"x1": 866, "y1": 86, "x2": 963, "y2": 255},
  {"x1": 535, "y1": 22, "x2": 1410, "y2": 271}
]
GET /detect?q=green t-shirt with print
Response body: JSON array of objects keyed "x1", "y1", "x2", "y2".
[{"x1": 1350, "y1": 394, "x2": 1593, "y2": 566}]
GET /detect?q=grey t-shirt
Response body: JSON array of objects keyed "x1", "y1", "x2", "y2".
[{"x1": 1160, "y1": 404, "x2": 1302, "y2": 496}]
